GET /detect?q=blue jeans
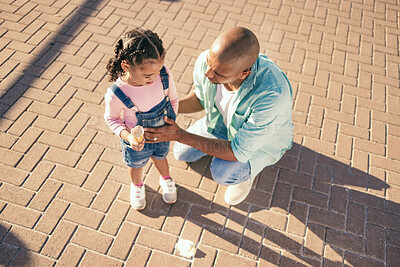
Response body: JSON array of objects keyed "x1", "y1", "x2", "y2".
[{"x1": 173, "y1": 117, "x2": 251, "y2": 185}]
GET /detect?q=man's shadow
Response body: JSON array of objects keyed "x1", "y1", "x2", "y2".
[
  {"x1": 133, "y1": 142, "x2": 398, "y2": 266},
  {"x1": 0, "y1": 224, "x2": 31, "y2": 266}
]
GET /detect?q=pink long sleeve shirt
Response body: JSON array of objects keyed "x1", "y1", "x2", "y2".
[{"x1": 104, "y1": 67, "x2": 179, "y2": 137}]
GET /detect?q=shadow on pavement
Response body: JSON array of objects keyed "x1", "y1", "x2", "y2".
[
  {"x1": 0, "y1": 224, "x2": 30, "y2": 266},
  {"x1": 137, "y1": 142, "x2": 397, "y2": 265},
  {"x1": 0, "y1": 0, "x2": 107, "y2": 117}
]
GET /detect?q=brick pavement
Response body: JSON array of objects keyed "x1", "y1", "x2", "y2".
[{"x1": 0, "y1": 0, "x2": 399, "y2": 266}]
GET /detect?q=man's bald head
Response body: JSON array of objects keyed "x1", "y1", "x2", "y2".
[{"x1": 210, "y1": 27, "x2": 260, "y2": 70}]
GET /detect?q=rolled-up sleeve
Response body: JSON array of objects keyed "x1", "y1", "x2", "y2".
[
  {"x1": 231, "y1": 90, "x2": 293, "y2": 163},
  {"x1": 193, "y1": 52, "x2": 207, "y2": 107}
]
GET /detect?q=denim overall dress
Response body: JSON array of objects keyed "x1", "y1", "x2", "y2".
[{"x1": 111, "y1": 66, "x2": 176, "y2": 168}]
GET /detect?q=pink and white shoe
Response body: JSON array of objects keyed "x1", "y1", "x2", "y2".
[
  {"x1": 130, "y1": 183, "x2": 146, "y2": 210},
  {"x1": 159, "y1": 176, "x2": 177, "y2": 204}
]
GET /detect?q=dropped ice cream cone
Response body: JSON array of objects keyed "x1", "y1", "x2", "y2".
[{"x1": 175, "y1": 238, "x2": 196, "y2": 258}]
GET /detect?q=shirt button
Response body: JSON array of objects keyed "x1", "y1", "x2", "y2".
[{"x1": 164, "y1": 110, "x2": 167, "y2": 115}]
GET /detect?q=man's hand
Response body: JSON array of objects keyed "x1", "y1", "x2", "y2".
[{"x1": 144, "y1": 117, "x2": 181, "y2": 143}]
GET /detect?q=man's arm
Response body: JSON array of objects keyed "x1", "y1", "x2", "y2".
[
  {"x1": 144, "y1": 117, "x2": 238, "y2": 161},
  {"x1": 178, "y1": 91, "x2": 204, "y2": 114}
]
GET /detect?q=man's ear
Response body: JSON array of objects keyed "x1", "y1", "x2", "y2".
[{"x1": 240, "y1": 69, "x2": 252, "y2": 79}]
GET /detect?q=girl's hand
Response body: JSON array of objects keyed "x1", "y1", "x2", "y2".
[{"x1": 128, "y1": 133, "x2": 145, "y2": 151}]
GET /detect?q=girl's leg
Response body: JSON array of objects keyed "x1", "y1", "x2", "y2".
[
  {"x1": 151, "y1": 157, "x2": 177, "y2": 204},
  {"x1": 129, "y1": 166, "x2": 143, "y2": 184},
  {"x1": 151, "y1": 157, "x2": 169, "y2": 176}
]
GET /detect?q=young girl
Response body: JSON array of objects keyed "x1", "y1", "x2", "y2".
[{"x1": 104, "y1": 28, "x2": 178, "y2": 210}]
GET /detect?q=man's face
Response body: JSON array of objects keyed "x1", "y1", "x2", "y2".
[{"x1": 205, "y1": 51, "x2": 244, "y2": 85}]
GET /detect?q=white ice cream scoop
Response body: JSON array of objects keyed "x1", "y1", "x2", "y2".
[{"x1": 175, "y1": 238, "x2": 196, "y2": 258}]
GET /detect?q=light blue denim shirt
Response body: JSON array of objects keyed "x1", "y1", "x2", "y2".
[{"x1": 193, "y1": 50, "x2": 294, "y2": 178}]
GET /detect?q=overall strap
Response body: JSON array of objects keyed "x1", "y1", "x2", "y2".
[
  {"x1": 160, "y1": 66, "x2": 169, "y2": 94},
  {"x1": 110, "y1": 83, "x2": 136, "y2": 109}
]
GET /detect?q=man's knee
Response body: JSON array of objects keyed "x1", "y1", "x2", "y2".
[
  {"x1": 210, "y1": 158, "x2": 251, "y2": 185},
  {"x1": 173, "y1": 142, "x2": 202, "y2": 162}
]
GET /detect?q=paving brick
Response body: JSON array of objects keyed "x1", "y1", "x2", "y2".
[
  {"x1": 0, "y1": 146, "x2": 23, "y2": 166},
  {"x1": 125, "y1": 205, "x2": 166, "y2": 230},
  {"x1": 188, "y1": 205, "x2": 226, "y2": 230},
  {"x1": 9, "y1": 249, "x2": 56, "y2": 267},
  {"x1": 280, "y1": 250, "x2": 321, "y2": 266},
  {"x1": 344, "y1": 251, "x2": 384, "y2": 267},
  {"x1": 125, "y1": 244, "x2": 151, "y2": 267},
  {"x1": 71, "y1": 226, "x2": 113, "y2": 254},
  {"x1": 309, "y1": 207, "x2": 345, "y2": 230},
  {"x1": 387, "y1": 246, "x2": 400, "y2": 267},
  {"x1": 323, "y1": 245, "x2": 344, "y2": 266},
  {"x1": 2, "y1": 97, "x2": 32, "y2": 121},
  {"x1": 41, "y1": 220, "x2": 77, "y2": 259},
  {"x1": 0, "y1": 183, "x2": 34, "y2": 206},
  {"x1": 365, "y1": 223, "x2": 385, "y2": 261},
  {"x1": 347, "y1": 202, "x2": 366, "y2": 236},
  {"x1": 225, "y1": 203, "x2": 249, "y2": 236},
  {"x1": 367, "y1": 208, "x2": 400, "y2": 231},
  {"x1": 33, "y1": 115, "x2": 66, "y2": 133},
  {"x1": 0, "y1": 243, "x2": 18, "y2": 266},
  {"x1": 4, "y1": 225, "x2": 47, "y2": 252},
  {"x1": 35, "y1": 199, "x2": 69, "y2": 234},
  {"x1": 163, "y1": 201, "x2": 190, "y2": 236},
  {"x1": 38, "y1": 131, "x2": 74, "y2": 150},
  {"x1": 287, "y1": 201, "x2": 308, "y2": 237},
  {"x1": 57, "y1": 183, "x2": 96, "y2": 208},
  {"x1": 293, "y1": 187, "x2": 328, "y2": 209},
  {"x1": 264, "y1": 228, "x2": 303, "y2": 254},
  {"x1": 326, "y1": 228, "x2": 363, "y2": 254},
  {"x1": 64, "y1": 204, "x2": 104, "y2": 230},
  {"x1": 91, "y1": 180, "x2": 121, "y2": 212},
  {"x1": 239, "y1": 220, "x2": 265, "y2": 259},
  {"x1": 108, "y1": 222, "x2": 140, "y2": 260},
  {"x1": 202, "y1": 227, "x2": 241, "y2": 254},
  {"x1": 76, "y1": 143, "x2": 104, "y2": 172},
  {"x1": 137, "y1": 227, "x2": 178, "y2": 254},
  {"x1": 17, "y1": 143, "x2": 48, "y2": 172},
  {"x1": 249, "y1": 207, "x2": 287, "y2": 231},
  {"x1": 0, "y1": 203, "x2": 41, "y2": 228},
  {"x1": 100, "y1": 200, "x2": 130, "y2": 236},
  {"x1": 304, "y1": 222, "x2": 325, "y2": 259},
  {"x1": 50, "y1": 165, "x2": 87, "y2": 186},
  {"x1": 44, "y1": 147, "x2": 81, "y2": 167},
  {"x1": 178, "y1": 186, "x2": 214, "y2": 208},
  {"x1": 270, "y1": 182, "x2": 292, "y2": 214},
  {"x1": 147, "y1": 250, "x2": 191, "y2": 267},
  {"x1": 192, "y1": 244, "x2": 217, "y2": 266},
  {"x1": 56, "y1": 243, "x2": 85, "y2": 267},
  {"x1": 256, "y1": 166, "x2": 278, "y2": 193},
  {"x1": 80, "y1": 250, "x2": 123, "y2": 267}
]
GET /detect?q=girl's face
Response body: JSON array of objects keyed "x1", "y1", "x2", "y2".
[{"x1": 121, "y1": 57, "x2": 165, "y2": 86}]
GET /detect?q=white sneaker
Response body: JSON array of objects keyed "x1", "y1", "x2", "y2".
[
  {"x1": 224, "y1": 178, "x2": 254, "y2": 206},
  {"x1": 130, "y1": 183, "x2": 146, "y2": 210},
  {"x1": 159, "y1": 176, "x2": 177, "y2": 204}
]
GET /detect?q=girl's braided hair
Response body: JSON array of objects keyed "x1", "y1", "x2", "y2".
[{"x1": 106, "y1": 27, "x2": 165, "y2": 82}]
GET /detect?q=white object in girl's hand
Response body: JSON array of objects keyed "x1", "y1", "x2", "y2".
[
  {"x1": 175, "y1": 238, "x2": 196, "y2": 258},
  {"x1": 131, "y1": 125, "x2": 144, "y2": 143}
]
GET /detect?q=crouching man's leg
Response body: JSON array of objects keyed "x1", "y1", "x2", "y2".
[{"x1": 210, "y1": 157, "x2": 253, "y2": 205}]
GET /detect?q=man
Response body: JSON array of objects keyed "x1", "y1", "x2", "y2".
[{"x1": 145, "y1": 27, "x2": 294, "y2": 205}]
